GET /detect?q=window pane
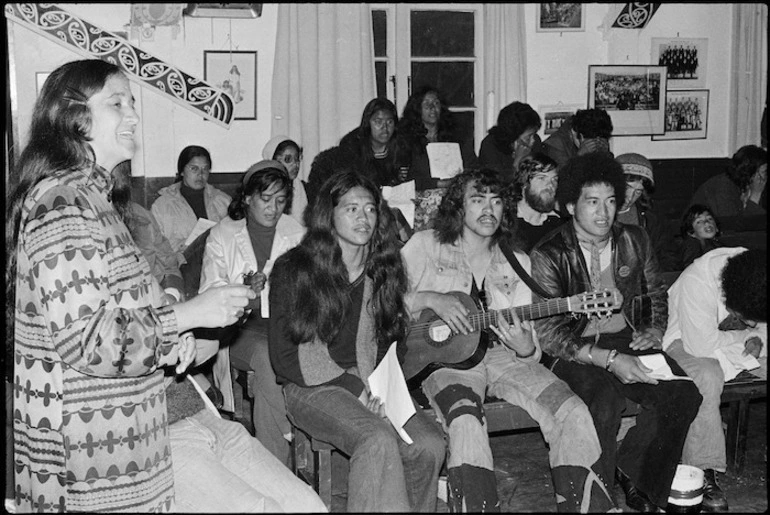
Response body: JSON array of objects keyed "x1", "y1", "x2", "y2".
[
  {"x1": 372, "y1": 10, "x2": 387, "y2": 58},
  {"x1": 411, "y1": 62, "x2": 474, "y2": 107},
  {"x1": 375, "y1": 62, "x2": 387, "y2": 99},
  {"x1": 452, "y1": 111, "x2": 476, "y2": 151},
  {"x1": 411, "y1": 11, "x2": 474, "y2": 57}
]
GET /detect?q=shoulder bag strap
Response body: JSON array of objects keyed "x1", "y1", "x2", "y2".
[{"x1": 499, "y1": 240, "x2": 553, "y2": 300}]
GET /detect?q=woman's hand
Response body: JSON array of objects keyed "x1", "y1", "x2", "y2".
[
  {"x1": 610, "y1": 353, "x2": 659, "y2": 385},
  {"x1": 358, "y1": 389, "x2": 387, "y2": 418},
  {"x1": 629, "y1": 327, "x2": 664, "y2": 351},
  {"x1": 490, "y1": 310, "x2": 535, "y2": 357},
  {"x1": 175, "y1": 331, "x2": 198, "y2": 374},
  {"x1": 173, "y1": 284, "x2": 256, "y2": 332},
  {"x1": 743, "y1": 336, "x2": 764, "y2": 358}
]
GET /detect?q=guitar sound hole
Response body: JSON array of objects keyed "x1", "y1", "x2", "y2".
[{"x1": 427, "y1": 322, "x2": 452, "y2": 347}]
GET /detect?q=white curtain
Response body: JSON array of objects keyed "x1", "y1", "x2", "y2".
[
  {"x1": 482, "y1": 4, "x2": 527, "y2": 130},
  {"x1": 729, "y1": 3, "x2": 768, "y2": 150},
  {"x1": 270, "y1": 3, "x2": 376, "y2": 184}
]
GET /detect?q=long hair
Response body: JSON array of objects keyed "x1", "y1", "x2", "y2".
[
  {"x1": 433, "y1": 168, "x2": 513, "y2": 247},
  {"x1": 274, "y1": 170, "x2": 409, "y2": 347},
  {"x1": 398, "y1": 85, "x2": 457, "y2": 147},
  {"x1": 355, "y1": 98, "x2": 402, "y2": 179},
  {"x1": 5, "y1": 58, "x2": 123, "y2": 377},
  {"x1": 726, "y1": 145, "x2": 767, "y2": 191},
  {"x1": 488, "y1": 102, "x2": 541, "y2": 152},
  {"x1": 176, "y1": 145, "x2": 212, "y2": 181},
  {"x1": 228, "y1": 162, "x2": 294, "y2": 219},
  {"x1": 110, "y1": 159, "x2": 136, "y2": 231}
]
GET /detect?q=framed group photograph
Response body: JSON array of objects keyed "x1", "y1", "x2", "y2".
[
  {"x1": 536, "y1": 3, "x2": 584, "y2": 32},
  {"x1": 588, "y1": 65, "x2": 667, "y2": 136},
  {"x1": 652, "y1": 89, "x2": 709, "y2": 141},
  {"x1": 204, "y1": 50, "x2": 257, "y2": 120},
  {"x1": 651, "y1": 38, "x2": 708, "y2": 89},
  {"x1": 539, "y1": 103, "x2": 584, "y2": 135}
]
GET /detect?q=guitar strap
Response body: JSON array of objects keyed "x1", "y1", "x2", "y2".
[{"x1": 499, "y1": 240, "x2": 553, "y2": 300}]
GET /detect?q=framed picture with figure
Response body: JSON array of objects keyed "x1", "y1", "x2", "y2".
[
  {"x1": 651, "y1": 38, "x2": 708, "y2": 89},
  {"x1": 588, "y1": 65, "x2": 667, "y2": 136},
  {"x1": 652, "y1": 89, "x2": 709, "y2": 141},
  {"x1": 204, "y1": 50, "x2": 257, "y2": 120},
  {"x1": 537, "y1": 3, "x2": 584, "y2": 32},
  {"x1": 539, "y1": 103, "x2": 584, "y2": 135}
]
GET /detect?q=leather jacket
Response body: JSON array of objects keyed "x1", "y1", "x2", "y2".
[{"x1": 529, "y1": 221, "x2": 668, "y2": 362}]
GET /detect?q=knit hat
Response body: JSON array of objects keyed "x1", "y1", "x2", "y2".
[
  {"x1": 242, "y1": 159, "x2": 288, "y2": 185},
  {"x1": 262, "y1": 135, "x2": 293, "y2": 161},
  {"x1": 616, "y1": 153, "x2": 654, "y2": 186}
]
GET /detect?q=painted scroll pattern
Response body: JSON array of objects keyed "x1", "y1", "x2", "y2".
[{"x1": 5, "y1": 3, "x2": 233, "y2": 128}]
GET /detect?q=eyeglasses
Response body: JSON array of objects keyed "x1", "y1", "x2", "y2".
[
  {"x1": 185, "y1": 164, "x2": 211, "y2": 174},
  {"x1": 371, "y1": 118, "x2": 395, "y2": 129}
]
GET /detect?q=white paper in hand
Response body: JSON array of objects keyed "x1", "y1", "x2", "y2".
[
  {"x1": 368, "y1": 342, "x2": 416, "y2": 444},
  {"x1": 639, "y1": 353, "x2": 693, "y2": 381},
  {"x1": 381, "y1": 180, "x2": 416, "y2": 229},
  {"x1": 426, "y1": 142, "x2": 463, "y2": 179}
]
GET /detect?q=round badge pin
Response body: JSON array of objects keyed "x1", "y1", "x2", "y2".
[{"x1": 618, "y1": 265, "x2": 631, "y2": 277}]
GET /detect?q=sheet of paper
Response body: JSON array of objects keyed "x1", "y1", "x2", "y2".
[
  {"x1": 639, "y1": 353, "x2": 693, "y2": 381},
  {"x1": 368, "y1": 342, "x2": 416, "y2": 444},
  {"x1": 381, "y1": 180, "x2": 416, "y2": 229},
  {"x1": 184, "y1": 218, "x2": 217, "y2": 247},
  {"x1": 426, "y1": 142, "x2": 463, "y2": 179}
]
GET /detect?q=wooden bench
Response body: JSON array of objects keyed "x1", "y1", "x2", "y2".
[{"x1": 290, "y1": 371, "x2": 766, "y2": 509}]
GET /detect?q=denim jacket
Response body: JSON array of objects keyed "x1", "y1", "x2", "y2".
[
  {"x1": 529, "y1": 222, "x2": 668, "y2": 362},
  {"x1": 401, "y1": 230, "x2": 542, "y2": 363}
]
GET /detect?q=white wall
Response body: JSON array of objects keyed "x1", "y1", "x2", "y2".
[
  {"x1": 525, "y1": 3, "x2": 735, "y2": 159},
  {"x1": 7, "y1": 3, "x2": 753, "y2": 181}
]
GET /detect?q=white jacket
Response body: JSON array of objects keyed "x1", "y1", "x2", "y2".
[
  {"x1": 150, "y1": 182, "x2": 231, "y2": 253},
  {"x1": 199, "y1": 214, "x2": 305, "y2": 411},
  {"x1": 663, "y1": 246, "x2": 767, "y2": 381}
]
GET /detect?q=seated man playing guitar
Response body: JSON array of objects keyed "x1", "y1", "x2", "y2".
[{"x1": 401, "y1": 168, "x2": 617, "y2": 512}]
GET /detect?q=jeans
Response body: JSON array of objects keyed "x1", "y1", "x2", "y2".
[
  {"x1": 666, "y1": 339, "x2": 727, "y2": 472},
  {"x1": 550, "y1": 329, "x2": 703, "y2": 508},
  {"x1": 169, "y1": 408, "x2": 326, "y2": 513},
  {"x1": 230, "y1": 319, "x2": 291, "y2": 467},
  {"x1": 422, "y1": 344, "x2": 615, "y2": 513},
  {"x1": 283, "y1": 382, "x2": 446, "y2": 512}
]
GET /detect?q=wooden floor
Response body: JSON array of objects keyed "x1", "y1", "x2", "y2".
[{"x1": 329, "y1": 400, "x2": 767, "y2": 512}]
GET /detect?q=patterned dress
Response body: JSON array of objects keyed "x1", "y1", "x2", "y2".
[{"x1": 12, "y1": 164, "x2": 181, "y2": 512}]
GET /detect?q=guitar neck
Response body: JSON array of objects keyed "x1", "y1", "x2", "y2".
[{"x1": 471, "y1": 298, "x2": 570, "y2": 330}]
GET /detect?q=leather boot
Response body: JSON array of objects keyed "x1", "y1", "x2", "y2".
[
  {"x1": 615, "y1": 467, "x2": 658, "y2": 512},
  {"x1": 702, "y1": 469, "x2": 729, "y2": 512}
]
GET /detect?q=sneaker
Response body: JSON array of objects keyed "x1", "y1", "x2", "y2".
[{"x1": 702, "y1": 469, "x2": 728, "y2": 512}]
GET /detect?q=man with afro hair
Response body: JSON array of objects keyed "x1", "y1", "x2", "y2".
[
  {"x1": 530, "y1": 152, "x2": 702, "y2": 512},
  {"x1": 662, "y1": 247, "x2": 767, "y2": 512}
]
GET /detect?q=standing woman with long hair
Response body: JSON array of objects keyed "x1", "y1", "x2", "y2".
[
  {"x1": 268, "y1": 170, "x2": 446, "y2": 512},
  {"x1": 5, "y1": 59, "x2": 253, "y2": 512}
]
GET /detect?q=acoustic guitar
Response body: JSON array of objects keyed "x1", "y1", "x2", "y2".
[{"x1": 403, "y1": 288, "x2": 623, "y2": 387}]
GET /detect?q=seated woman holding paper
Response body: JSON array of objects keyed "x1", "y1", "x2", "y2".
[
  {"x1": 198, "y1": 160, "x2": 305, "y2": 467},
  {"x1": 398, "y1": 86, "x2": 477, "y2": 230},
  {"x1": 151, "y1": 145, "x2": 232, "y2": 255},
  {"x1": 268, "y1": 170, "x2": 445, "y2": 512},
  {"x1": 306, "y1": 98, "x2": 407, "y2": 207}
]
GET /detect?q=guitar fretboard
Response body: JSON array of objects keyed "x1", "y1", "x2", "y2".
[{"x1": 469, "y1": 298, "x2": 571, "y2": 330}]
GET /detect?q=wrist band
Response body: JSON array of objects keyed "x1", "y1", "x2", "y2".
[
  {"x1": 605, "y1": 349, "x2": 618, "y2": 371},
  {"x1": 587, "y1": 343, "x2": 596, "y2": 366}
]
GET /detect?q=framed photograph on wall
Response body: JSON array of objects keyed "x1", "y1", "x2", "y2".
[
  {"x1": 539, "y1": 103, "x2": 584, "y2": 135},
  {"x1": 204, "y1": 50, "x2": 257, "y2": 120},
  {"x1": 588, "y1": 65, "x2": 667, "y2": 136},
  {"x1": 652, "y1": 89, "x2": 709, "y2": 141},
  {"x1": 651, "y1": 38, "x2": 708, "y2": 89},
  {"x1": 536, "y1": 3, "x2": 584, "y2": 32}
]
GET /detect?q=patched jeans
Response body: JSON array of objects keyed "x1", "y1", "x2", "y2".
[
  {"x1": 422, "y1": 344, "x2": 615, "y2": 513},
  {"x1": 283, "y1": 382, "x2": 446, "y2": 512}
]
